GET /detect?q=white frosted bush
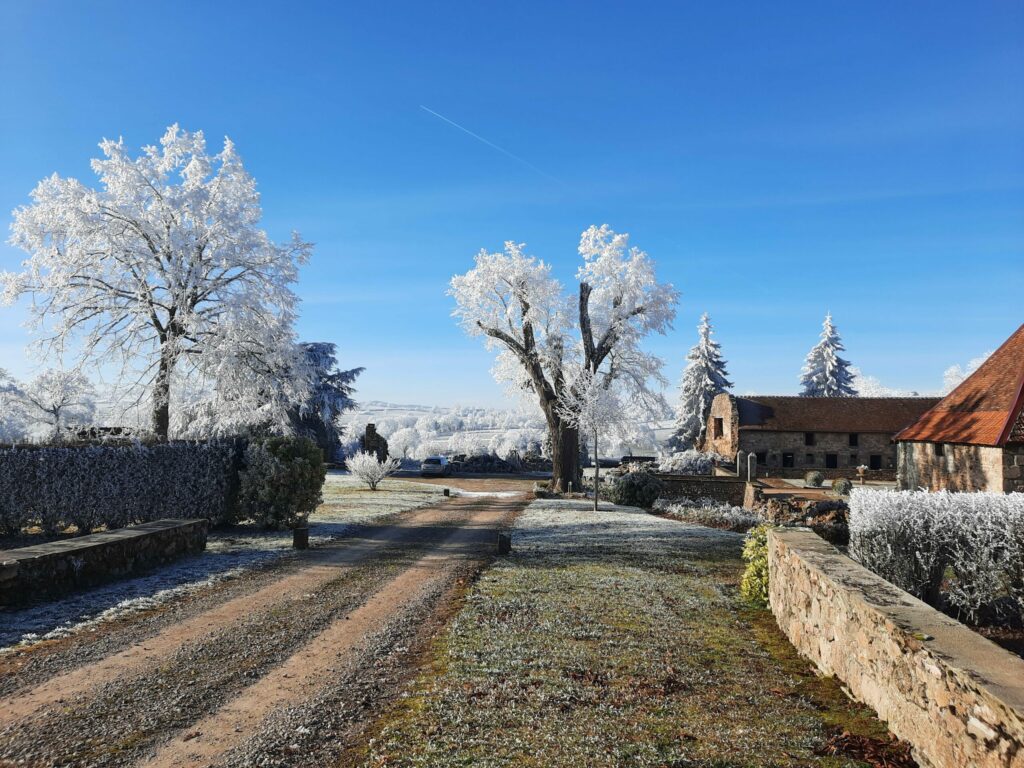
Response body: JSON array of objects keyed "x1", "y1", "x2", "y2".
[
  {"x1": 657, "y1": 450, "x2": 723, "y2": 475},
  {"x1": 849, "y1": 488, "x2": 1024, "y2": 624},
  {"x1": 347, "y1": 451, "x2": 401, "y2": 491}
]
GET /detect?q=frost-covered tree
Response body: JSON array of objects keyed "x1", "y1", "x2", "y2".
[
  {"x1": 347, "y1": 451, "x2": 401, "y2": 491},
  {"x1": 450, "y1": 225, "x2": 677, "y2": 491},
  {"x1": 670, "y1": 312, "x2": 732, "y2": 450},
  {"x1": 799, "y1": 313, "x2": 858, "y2": 397},
  {"x1": 288, "y1": 342, "x2": 362, "y2": 456},
  {"x1": 0, "y1": 369, "x2": 28, "y2": 443},
  {"x1": 557, "y1": 368, "x2": 629, "y2": 510},
  {"x1": 942, "y1": 351, "x2": 992, "y2": 394},
  {"x1": 19, "y1": 369, "x2": 96, "y2": 441},
  {"x1": 388, "y1": 426, "x2": 420, "y2": 458},
  {"x1": 3, "y1": 125, "x2": 312, "y2": 438}
]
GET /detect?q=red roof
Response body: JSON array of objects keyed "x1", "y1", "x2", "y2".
[
  {"x1": 735, "y1": 396, "x2": 940, "y2": 434},
  {"x1": 896, "y1": 323, "x2": 1024, "y2": 446}
]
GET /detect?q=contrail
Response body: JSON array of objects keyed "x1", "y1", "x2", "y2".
[{"x1": 419, "y1": 105, "x2": 563, "y2": 185}]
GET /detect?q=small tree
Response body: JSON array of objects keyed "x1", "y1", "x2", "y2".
[
  {"x1": 799, "y1": 313, "x2": 858, "y2": 397},
  {"x1": 19, "y1": 369, "x2": 96, "y2": 441},
  {"x1": 347, "y1": 451, "x2": 401, "y2": 491},
  {"x1": 670, "y1": 312, "x2": 732, "y2": 450},
  {"x1": 557, "y1": 369, "x2": 629, "y2": 511}
]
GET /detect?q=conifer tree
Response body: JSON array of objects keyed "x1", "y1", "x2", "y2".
[
  {"x1": 800, "y1": 313, "x2": 858, "y2": 397},
  {"x1": 670, "y1": 313, "x2": 732, "y2": 450}
]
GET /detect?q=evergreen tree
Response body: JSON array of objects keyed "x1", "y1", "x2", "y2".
[
  {"x1": 670, "y1": 313, "x2": 732, "y2": 450},
  {"x1": 799, "y1": 314, "x2": 858, "y2": 397}
]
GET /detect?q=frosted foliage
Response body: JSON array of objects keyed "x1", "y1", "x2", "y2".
[
  {"x1": 448, "y1": 225, "x2": 677, "y2": 474},
  {"x1": 671, "y1": 313, "x2": 732, "y2": 450},
  {"x1": 18, "y1": 369, "x2": 96, "y2": 441},
  {"x1": 799, "y1": 314, "x2": 858, "y2": 397},
  {"x1": 849, "y1": 488, "x2": 1024, "y2": 624},
  {"x1": 942, "y1": 351, "x2": 992, "y2": 394},
  {"x1": 556, "y1": 368, "x2": 630, "y2": 459},
  {"x1": 347, "y1": 451, "x2": 401, "y2": 491},
  {"x1": 657, "y1": 450, "x2": 725, "y2": 475},
  {"x1": 0, "y1": 369, "x2": 29, "y2": 443},
  {"x1": 3, "y1": 124, "x2": 311, "y2": 437},
  {"x1": 0, "y1": 443, "x2": 238, "y2": 535}
]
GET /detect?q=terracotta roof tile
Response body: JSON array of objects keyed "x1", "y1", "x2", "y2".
[
  {"x1": 735, "y1": 396, "x2": 940, "y2": 434},
  {"x1": 895, "y1": 323, "x2": 1024, "y2": 446}
]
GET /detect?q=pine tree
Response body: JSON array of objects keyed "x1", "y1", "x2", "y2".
[
  {"x1": 799, "y1": 313, "x2": 858, "y2": 397},
  {"x1": 670, "y1": 313, "x2": 732, "y2": 450}
]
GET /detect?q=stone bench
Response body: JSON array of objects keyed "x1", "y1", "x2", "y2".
[{"x1": 0, "y1": 518, "x2": 208, "y2": 606}]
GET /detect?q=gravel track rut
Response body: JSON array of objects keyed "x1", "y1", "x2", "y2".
[{"x1": 0, "y1": 493, "x2": 526, "y2": 768}]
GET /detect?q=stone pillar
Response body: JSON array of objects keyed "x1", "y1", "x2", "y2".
[{"x1": 747, "y1": 453, "x2": 757, "y2": 482}]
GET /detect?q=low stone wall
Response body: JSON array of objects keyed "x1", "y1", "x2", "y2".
[
  {"x1": 768, "y1": 528, "x2": 1024, "y2": 768},
  {"x1": 0, "y1": 519, "x2": 208, "y2": 606},
  {"x1": 653, "y1": 474, "x2": 747, "y2": 506}
]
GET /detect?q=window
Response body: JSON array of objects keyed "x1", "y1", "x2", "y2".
[
  {"x1": 825, "y1": 453, "x2": 838, "y2": 469},
  {"x1": 804, "y1": 432, "x2": 816, "y2": 446},
  {"x1": 755, "y1": 451, "x2": 767, "y2": 465},
  {"x1": 712, "y1": 417, "x2": 724, "y2": 439},
  {"x1": 782, "y1": 452, "x2": 794, "y2": 468},
  {"x1": 849, "y1": 433, "x2": 859, "y2": 447},
  {"x1": 935, "y1": 443, "x2": 945, "y2": 457},
  {"x1": 849, "y1": 454, "x2": 858, "y2": 467},
  {"x1": 869, "y1": 454, "x2": 882, "y2": 470},
  {"x1": 805, "y1": 453, "x2": 815, "y2": 465}
]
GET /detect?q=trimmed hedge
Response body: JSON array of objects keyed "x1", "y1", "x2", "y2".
[
  {"x1": 239, "y1": 437, "x2": 325, "y2": 530},
  {"x1": 0, "y1": 441, "x2": 242, "y2": 535}
]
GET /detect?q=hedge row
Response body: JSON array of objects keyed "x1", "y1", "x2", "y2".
[
  {"x1": 0, "y1": 441, "x2": 244, "y2": 535},
  {"x1": 849, "y1": 488, "x2": 1024, "y2": 625}
]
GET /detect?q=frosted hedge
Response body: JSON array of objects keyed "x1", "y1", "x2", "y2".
[
  {"x1": 849, "y1": 488, "x2": 1024, "y2": 624},
  {"x1": 0, "y1": 441, "x2": 241, "y2": 535}
]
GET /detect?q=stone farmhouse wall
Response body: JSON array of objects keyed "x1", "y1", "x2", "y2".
[
  {"x1": 898, "y1": 442, "x2": 1024, "y2": 493},
  {"x1": 703, "y1": 394, "x2": 900, "y2": 473},
  {"x1": 0, "y1": 519, "x2": 208, "y2": 606},
  {"x1": 769, "y1": 527, "x2": 1024, "y2": 768},
  {"x1": 737, "y1": 430, "x2": 896, "y2": 472}
]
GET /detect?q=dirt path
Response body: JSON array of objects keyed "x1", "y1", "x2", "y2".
[{"x1": 0, "y1": 493, "x2": 526, "y2": 767}]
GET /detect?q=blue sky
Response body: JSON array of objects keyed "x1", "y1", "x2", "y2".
[{"x1": 1, "y1": 1, "x2": 1021, "y2": 408}]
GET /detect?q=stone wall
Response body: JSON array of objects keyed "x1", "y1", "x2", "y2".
[
  {"x1": 897, "y1": 441, "x2": 1007, "y2": 492},
  {"x1": 0, "y1": 519, "x2": 208, "y2": 606},
  {"x1": 1003, "y1": 445, "x2": 1024, "y2": 493},
  {"x1": 768, "y1": 527, "x2": 1024, "y2": 768},
  {"x1": 739, "y1": 430, "x2": 897, "y2": 472},
  {"x1": 653, "y1": 474, "x2": 748, "y2": 506}
]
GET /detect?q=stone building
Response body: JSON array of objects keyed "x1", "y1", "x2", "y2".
[
  {"x1": 360, "y1": 423, "x2": 390, "y2": 462},
  {"x1": 895, "y1": 323, "x2": 1024, "y2": 493},
  {"x1": 702, "y1": 393, "x2": 940, "y2": 477}
]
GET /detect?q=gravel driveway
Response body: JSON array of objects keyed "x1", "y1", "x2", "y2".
[{"x1": 0, "y1": 485, "x2": 528, "y2": 768}]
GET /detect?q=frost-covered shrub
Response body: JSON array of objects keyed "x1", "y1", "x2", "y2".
[
  {"x1": 238, "y1": 437, "x2": 325, "y2": 530},
  {"x1": 804, "y1": 471, "x2": 824, "y2": 488},
  {"x1": 0, "y1": 441, "x2": 241, "y2": 535},
  {"x1": 741, "y1": 524, "x2": 771, "y2": 606},
  {"x1": 653, "y1": 497, "x2": 760, "y2": 532},
  {"x1": 347, "y1": 451, "x2": 401, "y2": 491},
  {"x1": 656, "y1": 450, "x2": 724, "y2": 476},
  {"x1": 832, "y1": 478, "x2": 853, "y2": 496},
  {"x1": 605, "y1": 469, "x2": 664, "y2": 509},
  {"x1": 849, "y1": 489, "x2": 1024, "y2": 624}
]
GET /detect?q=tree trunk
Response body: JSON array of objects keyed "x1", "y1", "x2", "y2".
[
  {"x1": 593, "y1": 428, "x2": 599, "y2": 511},
  {"x1": 546, "y1": 411, "x2": 580, "y2": 493},
  {"x1": 151, "y1": 348, "x2": 173, "y2": 440}
]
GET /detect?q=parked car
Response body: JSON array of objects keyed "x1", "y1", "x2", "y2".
[{"x1": 420, "y1": 456, "x2": 452, "y2": 477}]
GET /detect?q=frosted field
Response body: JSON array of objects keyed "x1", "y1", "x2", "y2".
[{"x1": 0, "y1": 473, "x2": 443, "y2": 650}]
